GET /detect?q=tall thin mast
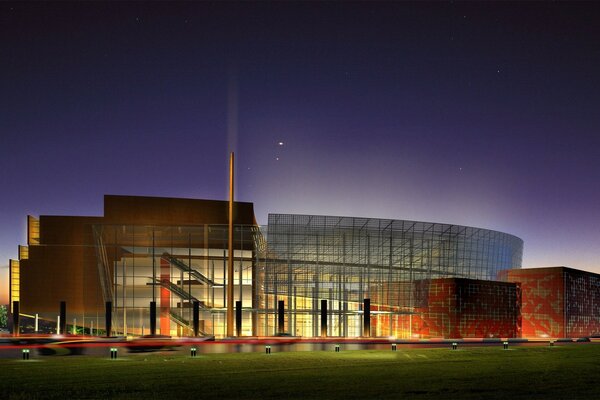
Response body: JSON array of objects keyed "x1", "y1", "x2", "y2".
[{"x1": 226, "y1": 152, "x2": 235, "y2": 337}]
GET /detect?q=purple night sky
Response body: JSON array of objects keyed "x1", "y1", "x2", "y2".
[{"x1": 1, "y1": 2, "x2": 599, "y2": 302}]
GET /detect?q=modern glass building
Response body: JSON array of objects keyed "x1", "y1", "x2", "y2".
[
  {"x1": 9, "y1": 195, "x2": 527, "y2": 338},
  {"x1": 256, "y1": 214, "x2": 523, "y2": 338}
]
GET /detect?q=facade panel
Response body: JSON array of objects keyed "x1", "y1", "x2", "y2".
[
  {"x1": 412, "y1": 278, "x2": 520, "y2": 338},
  {"x1": 9, "y1": 259, "x2": 19, "y2": 313},
  {"x1": 565, "y1": 269, "x2": 600, "y2": 337},
  {"x1": 500, "y1": 268, "x2": 565, "y2": 337},
  {"x1": 500, "y1": 267, "x2": 600, "y2": 338}
]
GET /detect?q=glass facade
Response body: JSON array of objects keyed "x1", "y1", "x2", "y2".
[
  {"x1": 257, "y1": 214, "x2": 523, "y2": 338},
  {"x1": 93, "y1": 224, "x2": 261, "y2": 337}
]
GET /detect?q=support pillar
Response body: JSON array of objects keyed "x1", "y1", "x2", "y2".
[
  {"x1": 363, "y1": 298, "x2": 371, "y2": 337},
  {"x1": 59, "y1": 301, "x2": 66, "y2": 335},
  {"x1": 12, "y1": 301, "x2": 19, "y2": 336},
  {"x1": 236, "y1": 301, "x2": 242, "y2": 337},
  {"x1": 278, "y1": 300, "x2": 285, "y2": 335},
  {"x1": 193, "y1": 301, "x2": 200, "y2": 337},
  {"x1": 150, "y1": 301, "x2": 157, "y2": 336},
  {"x1": 105, "y1": 301, "x2": 112, "y2": 337},
  {"x1": 321, "y1": 299, "x2": 328, "y2": 338}
]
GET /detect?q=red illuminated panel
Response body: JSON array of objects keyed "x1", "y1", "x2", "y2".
[
  {"x1": 419, "y1": 280, "x2": 458, "y2": 338},
  {"x1": 502, "y1": 269, "x2": 564, "y2": 338},
  {"x1": 160, "y1": 256, "x2": 170, "y2": 335},
  {"x1": 454, "y1": 280, "x2": 520, "y2": 338},
  {"x1": 413, "y1": 278, "x2": 519, "y2": 339}
]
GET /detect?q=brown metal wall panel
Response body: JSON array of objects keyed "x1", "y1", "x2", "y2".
[{"x1": 103, "y1": 195, "x2": 256, "y2": 226}]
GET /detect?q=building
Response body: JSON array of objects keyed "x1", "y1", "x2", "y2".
[
  {"x1": 260, "y1": 213, "x2": 523, "y2": 338},
  {"x1": 11, "y1": 195, "x2": 599, "y2": 339},
  {"x1": 499, "y1": 267, "x2": 600, "y2": 338},
  {"x1": 8, "y1": 194, "x2": 531, "y2": 339},
  {"x1": 11, "y1": 195, "x2": 258, "y2": 337}
]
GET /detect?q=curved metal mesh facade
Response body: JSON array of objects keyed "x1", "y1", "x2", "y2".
[{"x1": 257, "y1": 214, "x2": 523, "y2": 337}]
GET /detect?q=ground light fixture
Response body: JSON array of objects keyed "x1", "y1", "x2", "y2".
[
  {"x1": 452, "y1": 342, "x2": 458, "y2": 350},
  {"x1": 110, "y1": 348, "x2": 118, "y2": 359},
  {"x1": 334, "y1": 344, "x2": 340, "y2": 352},
  {"x1": 392, "y1": 343, "x2": 397, "y2": 351},
  {"x1": 22, "y1": 349, "x2": 30, "y2": 360},
  {"x1": 265, "y1": 345, "x2": 271, "y2": 354},
  {"x1": 503, "y1": 341, "x2": 509, "y2": 350},
  {"x1": 190, "y1": 347, "x2": 197, "y2": 357}
]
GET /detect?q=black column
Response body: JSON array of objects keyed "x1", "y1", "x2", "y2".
[
  {"x1": 320, "y1": 299, "x2": 328, "y2": 338},
  {"x1": 12, "y1": 301, "x2": 19, "y2": 336},
  {"x1": 193, "y1": 301, "x2": 200, "y2": 337},
  {"x1": 236, "y1": 301, "x2": 242, "y2": 337},
  {"x1": 150, "y1": 301, "x2": 156, "y2": 336},
  {"x1": 363, "y1": 298, "x2": 371, "y2": 337},
  {"x1": 60, "y1": 301, "x2": 67, "y2": 335},
  {"x1": 105, "y1": 301, "x2": 112, "y2": 337},
  {"x1": 277, "y1": 300, "x2": 285, "y2": 335}
]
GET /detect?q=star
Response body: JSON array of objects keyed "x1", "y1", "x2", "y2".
[{"x1": 278, "y1": 141, "x2": 284, "y2": 146}]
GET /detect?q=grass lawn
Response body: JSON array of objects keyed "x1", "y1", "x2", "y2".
[{"x1": 1, "y1": 344, "x2": 599, "y2": 399}]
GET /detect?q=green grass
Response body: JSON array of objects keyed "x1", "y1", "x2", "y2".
[{"x1": 2, "y1": 345, "x2": 600, "y2": 399}]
